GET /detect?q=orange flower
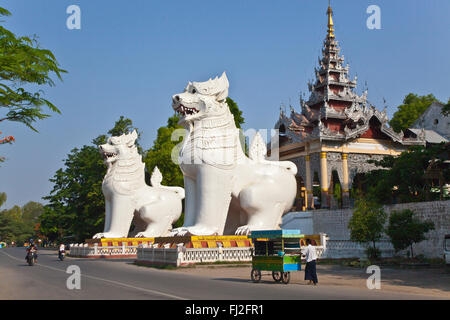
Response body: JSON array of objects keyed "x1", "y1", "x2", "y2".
[{"x1": 0, "y1": 131, "x2": 15, "y2": 144}]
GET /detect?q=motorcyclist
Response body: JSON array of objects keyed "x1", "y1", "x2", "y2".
[
  {"x1": 25, "y1": 242, "x2": 38, "y2": 263},
  {"x1": 58, "y1": 243, "x2": 65, "y2": 258}
]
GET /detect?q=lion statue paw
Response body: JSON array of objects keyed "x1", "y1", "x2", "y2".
[
  {"x1": 235, "y1": 226, "x2": 252, "y2": 236},
  {"x1": 171, "y1": 226, "x2": 218, "y2": 237},
  {"x1": 92, "y1": 232, "x2": 121, "y2": 239},
  {"x1": 135, "y1": 232, "x2": 154, "y2": 238}
]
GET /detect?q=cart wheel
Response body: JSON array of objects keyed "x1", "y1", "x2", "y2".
[
  {"x1": 251, "y1": 268, "x2": 261, "y2": 283},
  {"x1": 281, "y1": 272, "x2": 290, "y2": 284},
  {"x1": 272, "y1": 271, "x2": 282, "y2": 282}
]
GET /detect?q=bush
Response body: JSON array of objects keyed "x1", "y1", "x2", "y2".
[
  {"x1": 348, "y1": 196, "x2": 386, "y2": 258},
  {"x1": 365, "y1": 247, "x2": 381, "y2": 260},
  {"x1": 386, "y1": 209, "x2": 435, "y2": 258}
]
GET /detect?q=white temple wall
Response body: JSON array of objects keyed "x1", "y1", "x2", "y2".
[{"x1": 282, "y1": 200, "x2": 450, "y2": 258}]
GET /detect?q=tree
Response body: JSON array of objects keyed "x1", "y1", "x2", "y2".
[
  {"x1": 348, "y1": 196, "x2": 387, "y2": 259},
  {"x1": 389, "y1": 93, "x2": 438, "y2": 133},
  {"x1": 0, "y1": 7, "x2": 66, "y2": 138},
  {"x1": 0, "y1": 201, "x2": 42, "y2": 245},
  {"x1": 386, "y1": 209, "x2": 435, "y2": 258},
  {"x1": 21, "y1": 201, "x2": 44, "y2": 224},
  {"x1": 360, "y1": 143, "x2": 450, "y2": 204},
  {"x1": 143, "y1": 114, "x2": 184, "y2": 188},
  {"x1": 442, "y1": 98, "x2": 450, "y2": 116},
  {"x1": 226, "y1": 97, "x2": 245, "y2": 128},
  {"x1": 0, "y1": 192, "x2": 6, "y2": 208},
  {"x1": 40, "y1": 117, "x2": 137, "y2": 242}
]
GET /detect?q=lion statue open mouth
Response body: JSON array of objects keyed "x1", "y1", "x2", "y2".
[
  {"x1": 93, "y1": 130, "x2": 185, "y2": 239},
  {"x1": 170, "y1": 72, "x2": 297, "y2": 236}
]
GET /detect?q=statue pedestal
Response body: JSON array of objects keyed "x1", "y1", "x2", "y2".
[
  {"x1": 84, "y1": 237, "x2": 155, "y2": 247},
  {"x1": 69, "y1": 237, "x2": 155, "y2": 258},
  {"x1": 153, "y1": 235, "x2": 252, "y2": 248}
]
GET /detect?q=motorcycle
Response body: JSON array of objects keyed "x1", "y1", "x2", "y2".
[
  {"x1": 58, "y1": 250, "x2": 65, "y2": 261},
  {"x1": 26, "y1": 251, "x2": 37, "y2": 266}
]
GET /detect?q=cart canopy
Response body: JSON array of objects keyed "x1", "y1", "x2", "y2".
[{"x1": 250, "y1": 230, "x2": 303, "y2": 239}]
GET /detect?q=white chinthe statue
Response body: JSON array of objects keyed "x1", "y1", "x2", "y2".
[
  {"x1": 171, "y1": 72, "x2": 297, "y2": 236},
  {"x1": 93, "y1": 130, "x2": 185, "y2": 239}
]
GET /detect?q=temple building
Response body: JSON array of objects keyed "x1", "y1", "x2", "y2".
[
  {"x1": 409, "y1": 101, "x2": 450, "y2": 142},
  {"x1": 273, "y1": 3, "x2": 425, "y2": 209}
]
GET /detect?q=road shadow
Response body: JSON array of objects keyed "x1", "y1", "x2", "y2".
[
  {"x1": 318, "y1": 264, "x2": 450, "y2": 293},
  {"x1": 212, "y1": 277, "x2": 298, "y2": 286}
]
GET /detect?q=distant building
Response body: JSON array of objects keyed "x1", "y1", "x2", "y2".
[
  {"x1": 410, "y1": 102, "x2": 450, "y2": 141},
  {"x1": 272, "y1": 3, "x2": 425, "y2": 210}
]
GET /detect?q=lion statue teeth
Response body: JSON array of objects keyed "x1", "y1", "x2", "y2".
[
  {"x1": 92, "y1": 130, "x2": 185, "y2": 239},
  {"x1": 170, "y1": 72, "x2": 297, "y2": 236}
]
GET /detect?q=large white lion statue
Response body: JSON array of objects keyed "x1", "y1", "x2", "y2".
[
  {"x1": 93, "y1": 130, "x2": 185, "y2": 239},
  {"x1": 170, "y1": 72, "x2": 297, "y2": 236}
]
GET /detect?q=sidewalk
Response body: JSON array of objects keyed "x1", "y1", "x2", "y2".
[{"x1": 172, "y1": 263, "x2": 450, "y2": 298}]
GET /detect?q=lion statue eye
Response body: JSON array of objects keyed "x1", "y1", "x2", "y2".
[{"x1": 192, "y1": 88, "x2": 197, "y2": 94}]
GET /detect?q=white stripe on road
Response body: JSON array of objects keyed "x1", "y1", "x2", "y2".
[{"x1": 0, "y1": 250, "x2": 187, "y2": 300}]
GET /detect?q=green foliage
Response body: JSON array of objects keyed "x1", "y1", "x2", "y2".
[
  {"x1": 389, "y1": 93, "x2": 438, "y2": 133},
  {"x1": 358, "y1": 143, "x2": 450, "y2": 204},
  {"x1": 442, "y1": 98, "x2": 450, "y2": 116},
  {"x1": 41, "y1": 145, "x2": 106, "y2": 242},
  {"x1": 40, "y1": 117, "x2": 136, "y2": 242},
  {"x1": 0, "y1": 192, "x2": 6, "y2": 207},
  {"x1": 348, "y1": 196, "x2": 387, "y2": 255},
  {"x1": 386, "y1": 209, "x2": 435, "y2": 258},
  {"x1": 143, "y1": 114, "x2": 184, "y2": 188},
  {"x1": 0, "y1": 7, "x2": 66, "y2": 133},
  {"x1": 0, "y1": 200, "x2": 43, "y2": 245},
  {"x1": 226, "y1": 97, "x2": 245, "y2": 129}
]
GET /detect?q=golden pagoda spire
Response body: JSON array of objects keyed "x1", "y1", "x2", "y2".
[{"x1": 327, "y1": 0, "x2": 335, "y2": 38}]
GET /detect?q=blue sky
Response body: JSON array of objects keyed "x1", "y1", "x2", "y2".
[{"x1": 1, "y1": 0, "x2": 449, "y2": 208}]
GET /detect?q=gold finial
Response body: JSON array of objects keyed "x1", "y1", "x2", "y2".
[{"x1": 327, "y1": 0, "x2": 335, "y2": 38}]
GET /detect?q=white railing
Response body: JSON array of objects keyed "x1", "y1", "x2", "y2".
[
  {"x1": 136, "y1": 247, "x2": 180, "y2": 265},
  {"x1": 321, "y1": 239, "x2": 395, "y2": 259},
  {"x1": 69, "y1": 243, "x2": 138, "y2": 257},
  {"x1": 136, "y1": 246, "x2": 254, "y2": 267}
]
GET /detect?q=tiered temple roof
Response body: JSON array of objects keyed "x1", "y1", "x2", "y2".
[{"x1": 276, "y1": 3, "x2": 425, "y2": 147}]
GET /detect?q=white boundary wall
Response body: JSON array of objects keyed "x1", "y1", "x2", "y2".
[{"x1": 282, "y1": 201, "x2": 449, "y2": 258}]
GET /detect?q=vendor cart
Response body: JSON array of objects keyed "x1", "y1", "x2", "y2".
[{"x1": 249, "y1": 230, "x2": 304, "y2": 284}]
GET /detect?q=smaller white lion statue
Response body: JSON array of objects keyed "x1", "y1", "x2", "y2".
[{"x1": 93, "y1": 130, "x2": 185, "y2": 239}]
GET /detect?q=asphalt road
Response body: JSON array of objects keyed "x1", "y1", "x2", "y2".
[{"x1": 0, "y1": 247, "x2": 442, "y2": 300}]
